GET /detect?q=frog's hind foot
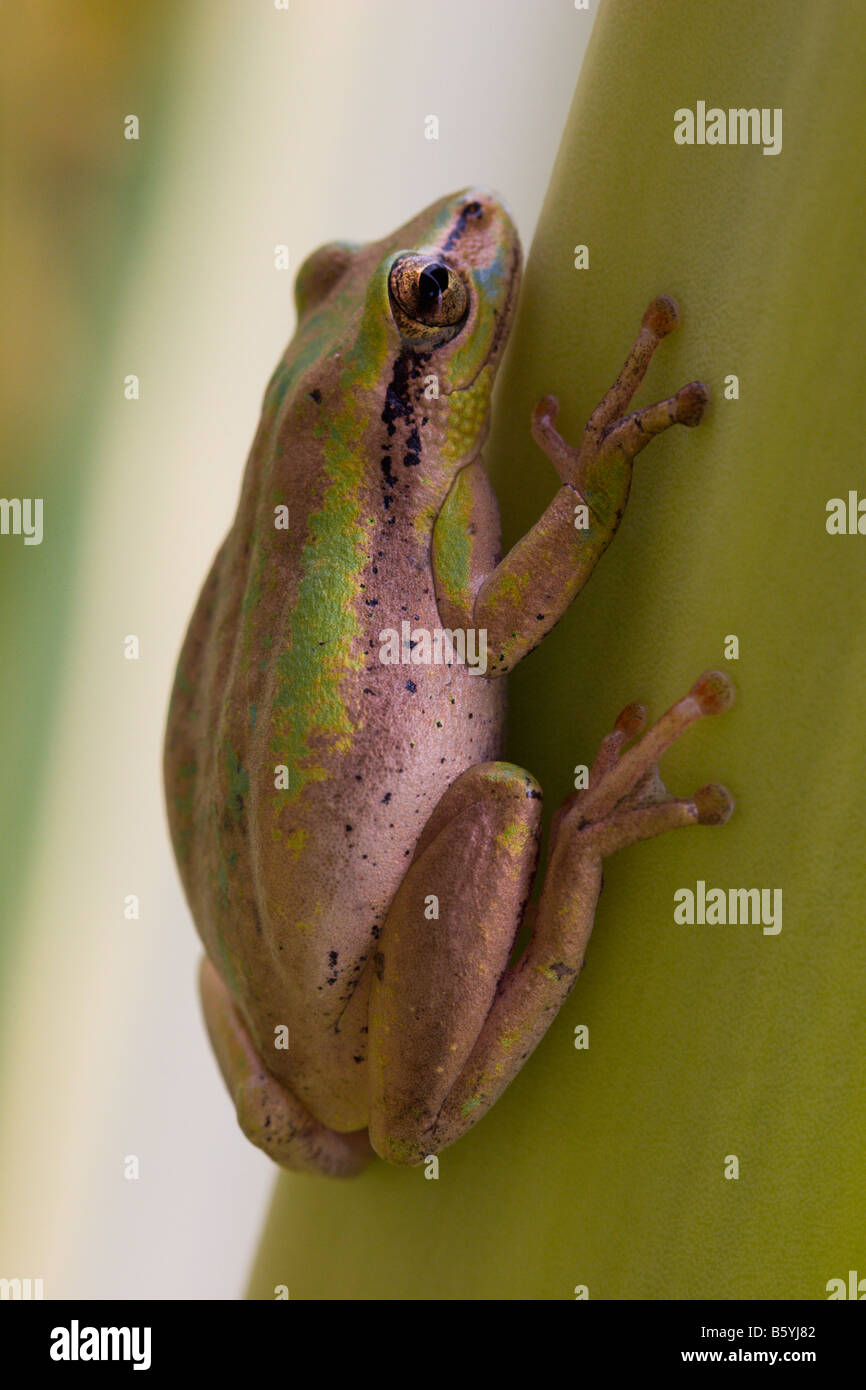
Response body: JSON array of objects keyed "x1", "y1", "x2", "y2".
[
  {"x1": 553, "y1": 670, "x2": 735, "y2": 857},
  {"x1": 199, "y1": 956, "x2": 372, "y2": 1178}
]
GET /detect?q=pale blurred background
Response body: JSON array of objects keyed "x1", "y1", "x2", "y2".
[{"x1": 0, "y1": 0, "x2": 594, "y2": 1299}]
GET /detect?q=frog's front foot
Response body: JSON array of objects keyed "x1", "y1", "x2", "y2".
[
  {"x1": 530, "y1": 296, "x2": 710, "y2": 497},
  {"x1": 199, "y1": 957, "x2": 372, "y2": 1178}
]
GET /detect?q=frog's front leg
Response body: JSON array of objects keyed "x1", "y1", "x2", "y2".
[
  {"x1": 432, "y1": 297, "x2": 708, "y2": 676},
  {"x1": 368, "y1": 672, "x2": 733, "y2": 1165},
  {"x1": 198, "y1": 957, "x2": 372, "y2": 1177}
]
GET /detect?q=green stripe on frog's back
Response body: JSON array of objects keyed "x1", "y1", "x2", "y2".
[{"x1": 269, "y1": 282, "x2": 393, "y2": 802}]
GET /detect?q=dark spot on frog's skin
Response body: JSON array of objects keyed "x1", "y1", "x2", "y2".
[
  {"x1": 373, "y1": 951, "x2": 385, "y2": 982},
  {"x1": 364, "y1": 598, "x2": 378, "y2": 607},
  {"x1": 549, "y1": 961, "x2": 575, "y2": 981},
  {"x1": 309, "y1": 388, "x2": 322, "y2": 404},
  {"x1": 355, "y1": 773, "x2": 363, "y2": 781},
  {"x1": 353, "y1": 1055, "x2": 363, "y2": 1064},
  {"x1": 381, "y1": 792, "x2": 392, "y2": 804},
  {"x1": 526, "y1": 788, "x2": 542, "y2": 800},
  {"x1": 345, "y1": 825, "x2": 353, "y2": 833},
  {"x1": 328, "y1": 950, "x2": 338, "y2": 966},
  {"x1": 403, "y1": 425, "x2": 421, "y2": 467},
  {"x1": 381, "y1": 453, "x2": 397, "y2": 495},
  {"x1": 382, "y1": 350, "x2": 415, "y2": 436},
  {"x1": 405, "y1": 679, "x2": 417, "y2": 693},
  {"x1": 264, "y1": 1115, "x2": 271, "y2": 1128},
  {"x1": 536, "y1": 613, "x2": 545, "y2": 621}
]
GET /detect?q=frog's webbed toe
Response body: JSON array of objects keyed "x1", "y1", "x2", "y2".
[{"x1": 199, "y1": 957, "x2": 372, "y2": 1178}]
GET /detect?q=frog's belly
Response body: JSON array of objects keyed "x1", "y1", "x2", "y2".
[{"x1": 232, "y1": 660, "x2": 507, "y2": 1132}]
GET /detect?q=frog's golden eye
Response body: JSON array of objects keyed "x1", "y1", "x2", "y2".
[{"x1": 388, "y1": 254, "x2": 469, "y2": 344}]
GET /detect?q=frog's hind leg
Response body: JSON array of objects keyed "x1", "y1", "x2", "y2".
[
  {"x1": 366, "y1": 763, "x2": 544, "y2": 1166},
  {"x1": 199, "y1": 957, "x2": 372, "y2": 1177},
  {"x1": 427, "y1": 671, "x2": 735, "y2": 1156}
]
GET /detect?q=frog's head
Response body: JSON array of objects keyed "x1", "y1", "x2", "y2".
[
  {"x1": 290, "y1": 189, "x2": 521, "y2": 475},
  {"x1": 382, "y1": 188, "x2": 521, "y2": 383},
  {"x1": 376, "y1": 188, "x2": 523, "y2": 463}
]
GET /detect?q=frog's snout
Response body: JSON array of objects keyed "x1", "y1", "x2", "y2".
[{"x1": 450, "y1": 185, "x2": 520, "y2": 257}]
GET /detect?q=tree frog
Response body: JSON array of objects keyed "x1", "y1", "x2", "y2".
[{"x1": 164, "y1": 188, "x2": 734, "y2": 1177}]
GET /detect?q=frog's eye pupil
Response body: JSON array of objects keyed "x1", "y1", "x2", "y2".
[
  {"x1": 463, "y1": 201, "x2": 483, "y2": 219},
  {"x1": 419, "y1": 264, "x2": 450, "y2": 303}
]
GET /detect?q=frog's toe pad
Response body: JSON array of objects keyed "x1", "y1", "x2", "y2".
[
  {"x1": 642, "y1": 295, "x2": 679, "y2": 339},
  {"x1": 694, "y1": 782, "x2": 735, "y2": 825},
  {"x1": 675, "y1": 381, "x2": 710, "y2": 426}
]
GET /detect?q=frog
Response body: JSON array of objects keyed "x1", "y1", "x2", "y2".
[{"x1": 163, "y1": 187, "x2": 734, "y2": 1177}]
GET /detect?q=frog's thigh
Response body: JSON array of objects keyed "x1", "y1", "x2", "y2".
[
  {"x1": 199, "y1": 957, "x2": 371, "y2": 1178},
  {"x1": 367, "y1": 762, "x2": 542, "y2": 1166}
]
